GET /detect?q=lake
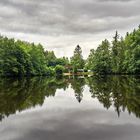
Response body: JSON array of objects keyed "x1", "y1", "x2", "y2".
[{"x1": 0, "y1": 76, "x2": 140, "y2": 140}]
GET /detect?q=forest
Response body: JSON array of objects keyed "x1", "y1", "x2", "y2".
[
  {"x1": 0, "y1": 36, "x2": 69, "y2": 76},
  {"x1": 0, "y1": 25, "x2": 140, "y2": 76},
  {"x1": 86, "y1": 25, "x2": 140, "y2": 74}
]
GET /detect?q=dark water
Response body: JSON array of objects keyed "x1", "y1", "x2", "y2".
[{"x1": 0, "y1": 76, "x2": 140, "y2": 140}]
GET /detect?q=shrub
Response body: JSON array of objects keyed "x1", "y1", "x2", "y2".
[
  {"x1": 55, "y1": 65, "x2": 65, "y2": 75},
  {"x1": 45, "y1": 67, "x2": 55, "y2": 76},
  {"x1": 84, "y1": 68, "x2": 88, "y2": 72}
]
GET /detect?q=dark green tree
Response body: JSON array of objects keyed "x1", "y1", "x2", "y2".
[
  {"x1": 71, "y1": 45, "x2": 85, "y2": 73},
  {"x1": 87, "y1": 39, "x2": 111, "y2": 74}
]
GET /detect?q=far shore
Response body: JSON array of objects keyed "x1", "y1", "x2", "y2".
[{"x1": 63, "y1": 72, "x2": 93, "y2": 76}]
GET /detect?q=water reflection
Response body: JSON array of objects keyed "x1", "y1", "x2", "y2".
[
  {"x1": 70, "y1": 77, "x2": 85, "y2": 102},
  {"x1": 87, "y1": 76, "x2": 140, "y2": 118},
  {"x1": 0, "y1": 76, "x2": 140, "y2": 122},
  {"x1": 0, "y1": 77, "x2": 69, "y2": 121}
]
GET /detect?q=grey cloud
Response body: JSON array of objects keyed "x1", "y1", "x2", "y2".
[
  {"x1": 97, "y1": 0, "x2": 135, "y2": 2},
  {"x1": 0, "y1": 0, "x2": 139, "y2": 36},
  {"x1": 0, "y1": 0, "x2": 139, "y2": 57}
]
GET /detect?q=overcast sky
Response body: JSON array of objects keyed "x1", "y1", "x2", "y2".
[{"x1": 0, "y1": 0, "x2": 139, "y2": 58}]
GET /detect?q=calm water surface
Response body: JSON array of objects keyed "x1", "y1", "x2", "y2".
[{"x1": 0, "y1": 76, "x2": 140, "y2": 140}]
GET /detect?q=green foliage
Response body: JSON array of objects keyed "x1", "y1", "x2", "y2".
[
  {"x1": 56, "y1": 57, "x2": 69, "y2": 66},
  {"x1": 87, "y1": 26, "x2": 140, "y2": 74},
  {"x1": 0, "y1": 36, "x2": 67, "y2": 77},
  {"x1": 70, "y1": 45, "x2": 85, "y2": 73},
  {"x1": 45, "y1": 51, "x2": 57, "y2": 67},
  {"x1": 45, "y1": 67, "x2": 55, "y2": 76},
  {"x1": 45, "y1": 51, "x2": 69, "y2": 67},
  {"x1": 55, "y1": 65, "x2": 65, "y2": 75},
  {"x1": 87, "y1": 39, "x2": 111, "y2": 74},
  {"x1": 1, "y1": 25, "x2": 140, "y2": 76}
]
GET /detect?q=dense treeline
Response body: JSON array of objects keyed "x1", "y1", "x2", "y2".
[
  {"x1": 0, "y1": 36, "x2": 69, "y2": 76},
  {"x1": 0, "y1": 35, "x2": 86, "y2": 76},
  {"x1": 86, "y1": 26, "x2": 140, "y2": 74},
  {"x1": 1, "y1": 26, "x2": 140, "y2": 76}
]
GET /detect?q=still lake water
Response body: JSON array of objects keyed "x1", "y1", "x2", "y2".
[{"x1": 0, "y1": 76, "x2": 140, "y2": 140}]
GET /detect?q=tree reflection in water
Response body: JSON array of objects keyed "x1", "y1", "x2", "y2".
[
  {"x1": 0, "y1": 75, "x2": 140, "y2": 121},
  {"x1": 87, "y1": 76, "x2": 140, "y2": 118}
]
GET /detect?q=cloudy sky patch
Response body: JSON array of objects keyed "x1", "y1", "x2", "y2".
[{"x1": 0, "y1": 0, "x2": 139, "y2": 58}]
